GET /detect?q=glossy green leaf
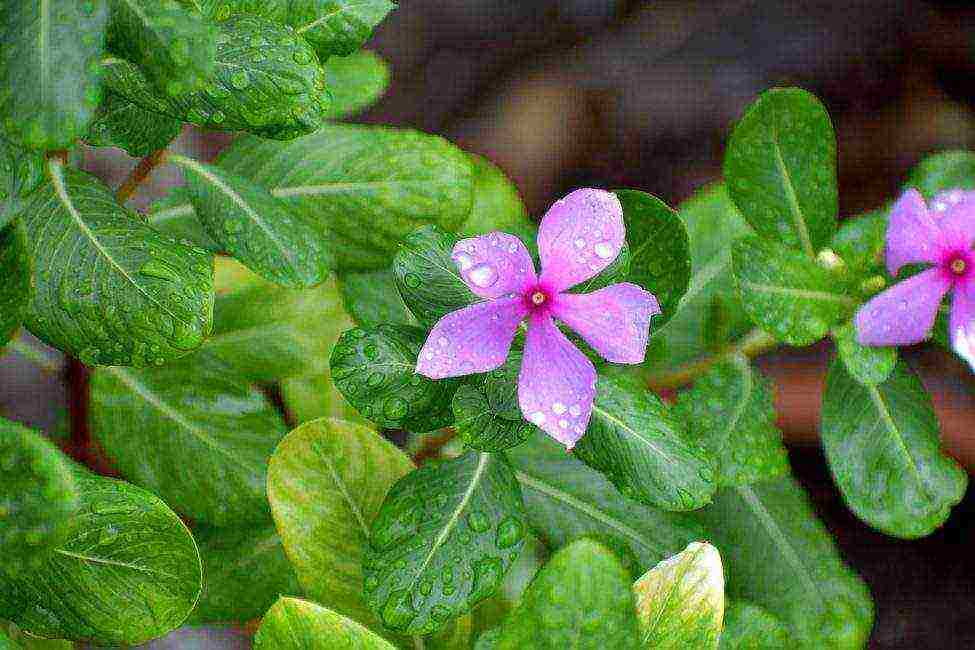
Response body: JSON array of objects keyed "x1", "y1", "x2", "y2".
[
  {"x1": 103, "y1": 15, "x2": 330, "y2": 140},
  {"x1": 719, "y1": 601, "x2": 794, "y2": 650},
  {"x1": 324, "y1": 50, "x2": 390, "y2": 119},
  {"x1": 363, "y1": 451, "x2": 528, "y2": 634},
  {"x1": 452, "y1": 353, "x2": 537, "y2": 452},
  {"x1": 393, "y1": 225, "x2": 477, "y2": 328},
  {"x1": 830, "y1": 209, "x2": 887, "y2": 278},
  {"x1": 0, "y1": 0, "x2": 108, "y2": 150},
  {"x1": 148, "y1": 187, "x2": 221, "y2": 252},
  {"x1": 89, "y1": 355, "x2": 289, "y2": 525},
  {"x1": 674, "y1": 356, "x2": 789, "y2": 488},
  {"x1": 633, "y1": 542, "x2": 724, "y2": 650},
  {"x1": 695, "y1": 477, "x2": 874, "y2": 649},
  {"x1": 282, "y1": 372, "x2": 366, "y2": 425},
  {"x1": 616, "y1": 190, "x2": 691, "y2": 327},
  {"x1": 732, "y1": 236, "x2": 854, "y2": 346},
  {"x1": 494, "y1": 539, "x2": 639, "y2": 650},
  {"x1": 85, "y1": 93, "x2": 181, "y2": 157},
  {"x1": 0, "y1": 137, "x2": 44, "y2": 229},
  {"x1": 339, "y1": 268, "x2": 417, "y2": 328},
  {"x1": 906, "y1": 150, "x2": 975, "y2": 199},
  {"x1": 572, "y1": 374, "x2": 716, "y2": 512},
  {"x1": 254, "y1": 597, "x2": 396, "y2": 650},
  {"x1": 821, "y1": 359, "x2": 966, "y2": 538},
  {"x1": 507, "y1": 432, "x2": 706, "y2": 576},
  {"x1": 107, "y1": 0, "x2": 216, "y2": 97},
  {"x1": 181, "y1": 0, "x2": 290, "y2": 22},
  {"x1": 267, "y1": 418, "x2": 414, "y2": 633},
  {"x1": 0, "y1": 418, "x2": 79, "y2": 574},
  {"x1": 21, "y1": 163, "x2": 214, "y2": 366},
  {"x1": 0, "y1": 471, "x2": 202, "y2": 646},
  {"x1": 0, "y1": 223, "x2": 31, "y2": 348},
  {"x1": 188, "y1": 522, "x2": 301, "y2": 625},
  {"x1": 833, "y1": 321, "x2": 897, "y2": 386},
  {"x1": 173, "y1": 154, "x2": 333, "y2": 288},
  {"x1": 724, "y1": 88, "x2": 838, "y2": 256},
  {"x1": 459, "y1": 155, "x2": 532, "y2": 238},
  {"x1": 215, "y1": 124, "x2": 474, "y2": 269},
  {"x1": 330, "y1": 324, "x2": 459, "y2": 432},
  {"x1": 288, "y1": 0, "x2": 397, "y2": 59}
]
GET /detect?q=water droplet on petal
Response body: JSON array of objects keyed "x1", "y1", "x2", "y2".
[
  {"x1": 530, "y1": 411, "x2": 546, "y2": 426},
  {"x1": 552, "y1": 401, "x2": 566, "y2": 415},
  {"x1": 454, "y1": 251, "x2": 473, "y2": 271},
  {"x1": 468, "y1": 263, "x2": 498, "y2": 288},
  {"x1": 594, "y1": 242, "x2": 614, "y2": 259},
  {"x1": 574, "y1": 238, "x2": 586, "y2": 249}
]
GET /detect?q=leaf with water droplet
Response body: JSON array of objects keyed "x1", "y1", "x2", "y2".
[
  {"x1": 84, "y1": 93, "x2": 181, "y2": 157},
  {"x1": 719, "y1": 601, "x2": 794, "y2": 649},
  {"x1": 254, "y1": 597, "x2": 397, "y2": 650},
  {"x1": 287, "y1": 0, "x2": 396, "y2": 59},
  {"x1": 452, "y1": 352, "x2": 537, "y2": 452},
  {"x1": 146, "y1": 186, "x2": 221, "y2": 252},
  {"x1": 0, "y1": 137, "x2": 44, "y2": 230},
  {"x1": 364, "y1": 451, "x2": 527, "y2": 635},
  {"x1": 0, "y1": 222, "x2": 31, "y2": 349},
  {"x1": 178, "y1": 0, "x2": 290, "y2": 22},
  {"x1": 339, "y1": 267, "x2": 418, "y2": 328},
  {"x1": 832, "y1": 321, "x2": 897, "y2": 386}
]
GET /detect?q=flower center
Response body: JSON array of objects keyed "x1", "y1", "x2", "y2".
[
  {"x1": 951, "y1": 257, "x2": 968, "y2": 276},
  {"x1": 531, "y1": 291, "x2": 546, "y2": 306}
]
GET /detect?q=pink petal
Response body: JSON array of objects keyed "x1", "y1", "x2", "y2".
[
  {"x1": 551, "y1": 283, "x2": 660, "y2": 364},
  {"x1": 518, "y1": 313, "x2": 597, "y2": 449},
  {"x1": 452, "y1": 232, "x2": 536, "y2": 299},
  {"x1": 885, "y1": 189, "x2": 946, "y2": 276},
  {"x1": 855, "y1": 268, "x2": 950, "y2": 346},
  {"x1": 949, "y1": 276, "x2": 975, "y2": 371},
  {"x1": 416, "y1": 297, "x2": 527, "y2": 379},
  {"x1": 537, "y1": 189, "x2": 625, "y2": 292},
  {"x1": 932, "y1": 190, "x2": 975, "y2": 254}
]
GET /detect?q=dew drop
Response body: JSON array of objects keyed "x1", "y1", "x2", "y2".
[
  {"x1": 468, "y1": 263, "x2": 498, "y2": 288},
  {"x1": 529, "y1": 411, "x2": 546, "y2": 426},
  {"x1": 495, "y1": 518, "x2": 524, "y2": 549},
  {"x1": 381, "y1": 589, "x2": 417, "y2": 629},
  {"x1": 453, "y1": 251, "x2": 473, "y2": 271},
  {"x1": 594, "y1": 242, "x2": 614, "y2": 259},
  {"x1": 574, "y1": 238, "x2": 586, "y2": 249},
  {"x1": 551, "y1": 401, "x2": 566, "y2": 415},
  {"x1": 467, "y1": 510, "x2": 490, "y2": 533}
]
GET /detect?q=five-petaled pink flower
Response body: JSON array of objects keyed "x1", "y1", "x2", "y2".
[
  {"x1": 415, "y1": 188, "x2": 660, "y2": 449},
  {"x1": 856, "y1": 188, "x2": 975, "y2": 369}
]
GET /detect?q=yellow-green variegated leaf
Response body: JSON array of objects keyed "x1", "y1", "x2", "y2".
[{"x1": 254, "y1": 597, "x2": 396, "y2": 650}]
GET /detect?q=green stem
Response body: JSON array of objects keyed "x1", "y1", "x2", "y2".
[
  {"x1": 6, "y1": 336, "x2": 61, "y2": 374},
  {"x1": 647, "y1": 328, "x2": 778, "y2": 391}
]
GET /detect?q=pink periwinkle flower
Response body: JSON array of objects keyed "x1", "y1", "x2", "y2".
[
  {"x1": 415, "y1": 189, "x2": 660, "y2": 449},
  {"x1": 856, "y1": 188, "x2": 975, "y2": 369}
]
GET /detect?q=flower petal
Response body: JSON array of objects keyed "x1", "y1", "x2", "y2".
[
  {"x1": 950, "y1": 276, "x2": 975, "y2": 371},
  {"x1": 416, "y1": 297, "x2": 527, "y2": 379},
  {"x1": 885, "y1": 188, "x2": 946, "y2": 276},
  {"x1": 855, "y1": 268, "x2": 950, "y2": 346},
  {"x1": 552, "y1": 282, "x2": 660, "y2": 364},
  {"x1": 518, "y1": 313, "x2": 596, "y2": 449},
  {"x1": 932, "y1": 189, "x2": 975, "y2": 254},
  {"x1": 452, "y1": 232, "x2": 536, "y2": 299},
  {"x1": 537, "y1": 188, "x2": 625, "y2": 291}
]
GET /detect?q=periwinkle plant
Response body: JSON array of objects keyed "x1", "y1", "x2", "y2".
[{"x1": 0, "y1": 3, "x2": 970, "y2": 649}]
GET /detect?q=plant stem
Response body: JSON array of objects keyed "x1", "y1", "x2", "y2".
[
  {"x1": 412, "y1": 429, "x2": 458, "y2": 464},
  {"x1": 647, "y1": 328, "x2": 778, "y2": 391},
  {"x1": 115, "y1": 149, "x2": 169, "y2": 204}
]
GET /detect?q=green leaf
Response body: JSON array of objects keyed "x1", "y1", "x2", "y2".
[
  {"x1": 724, "y1": 88, "x2": 838, "y2": 256},
  {"x1": 0, "y1": 137, "x2": 44, "y2": 229},
  {"x1": 0, "y1": 223, "x2": 31, "y2": 348},
  {"x1": 0, "y1": 630, "x2": 13, "y2": 650},
  {"x1": 0, "y1": 471, "x2": 202, "y2": 646},
  {"x1": 694, "y1": 477, "x2": 874, "y2": 649},
  {"x1": 323, "y1": 50, "x2": 390, "y2": 119},
  {"x1": 633, "y1": 542, "x2": 724, "y2": 650},
  {"x1": 0, "y1": 1, "x2": 108, "y2": 150},
  {"x1": 172, "y1": 154, "x2": 333, "y2": 288},
  {"x1": 821, "y1": 359, "x2": 967, "y2": 538},
  {"x1": 148, "y1": 187, "x2": 221, "y2": 252},
  {"x1": 103, "y1": 15, "x2": 330, "y2": 140},
  {"x1": 719, "y1": 601, "x2": 794, "y2": 650},
  {"x1": 393, "y1": 225, "x2": 477, "y2": 328},
  {"x1": 906, "y1": 150, "x2": 975, "y2": 199},
  {"x1": 732, "y1": 236, "x2": 854, "y2": 346},
  {"x1": 459, "y1": 155, "x2": 531, "y2": 238},
  {"x1": 452, "y1": 353, "x2": 537, "y2": 452},
  {"x1": 107, "y1": 0, "x2": 217, "y2": 96},
  {"x1": 89, "y1": 355, "x2": 289, "y2": 525},
  {"x1": 282, "y1": 372, "x2": 366, "y2": 425},
  {"x1": 0, "y1": 419, "x2": 79, "y2": 574},
  {"x1": 830, "y1": 209, "x2": 887, "y2": 277},
  {"x1": 340, "y1": 268, "x2": 418, "y2": 328},
  {"x1": 180, "y1": 0, "x2": 290, "y2": 22},
  {"x1": 616, "y1": 190, "x2": 691, "y2": 327},
  {"x1": 288, "y1": 0, "x2": 397, "y2": 59},
  {"x1": 188, "y1": 522, "x2": 301, "y2": 625},
  {"x1": 85, "y1": 93, "x2": 181, "y2": 157},
  {"x1": 833, "y1": 321, "x2": 897, "y2": 385},
  {"x1": 572, "y1": 374, "x2": 716, "y2": 512},
  {"x1": 254, "y1": 597, "x2": 396, "y2": 650},
  {"x1": 363, "y1": 451, "x2": 528, "y2": 635},
  {"x1": 507, "y1": 432, "x2": 706, "y2": 576},
  {"x1": 674, "y1": 356, "x2": 789, "y2": 488},
  {"x1": 330, "y1": 324, "x2": 459, "y2": 432},
  {"x1": 215, "y1": 124, "x2": 474, "y2": 270},
  {"x1": 21, "y1": 163, "x2": 214, "y2": 366},
  {"x1": 267, "y1": 418, "x2": 414, "y2": 634},
  {"x1": 494, "y1": 539, "x2": 640, "y2": 650}
]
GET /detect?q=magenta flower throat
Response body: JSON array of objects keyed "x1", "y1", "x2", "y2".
[
  {"x1": 856, "y1": 188, "x2": 975, "y2": 369},
  {"x1": 415, "y1": 189, "x2": 660, "y2": 449}
]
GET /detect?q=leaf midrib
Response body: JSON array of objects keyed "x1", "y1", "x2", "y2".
[
  {"x1": 591, "y1": 404, "x2": 676, "y2": 466},
  {"x1": 768, "y1": 110, "x2": 814, "y2": 258},
  {"x1": 865, "y1": 383, "x2": 930, "y2": 502},
  {"x1": 738, "y1": 279, "x2": 855, "y2": 306}
]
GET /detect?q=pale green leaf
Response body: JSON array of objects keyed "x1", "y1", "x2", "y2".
[
  {"x1": 906, "y1": 150, "x2": 975, "y2": 199},
  {"x1": 719, "y1": 601, "x2": 794, "y2": 649},
  {"x1": 363, "y1": 451, "x2": 528, "y2": 635},
  {"x1": 289, "y1": 0, "x2": 397, "y2": 59},
  {"x1": 85, "y1": 93, "x2": 181, "y2": 157},
  {"x1": 147, "y1": 187, "x2": 221, "y2": 252},
  {"x1": 21, "y1": 163, "x2": 214, "y2": 366},
  {"x1": 339, "y1": 268, "x2": 418, "y2": 328},
  {"x1": 821, "y1": 359, "x2": 967, "y2": 538},
  {"x1": 452, "y1": 353, "x2": 537, "y2": 452},
  {"x1": 833, "y1": 321, "x2": 897, "y2": 386},
  {"x1": 89, "y1": 355, "x2": 289, "y2": 525},
  {"x1": 282, "y1": 372, "x2": 366, "y2": 425},
  {"x1": 724, "y1": 88, "x2": 838, "y2": 256},
  {"x1": 633, "y1": 542, "x2": 724, "y2": 650},
  {"x1": 324, "y1": 50, "x2": 390, "y2": 120},
  {"x1": 0, "y1": 0, "x2": 108, "y2": 150},
  {"x1": 459, "y1": 154, "x2": 531, "y2": 238},
  {"x1": 0, "y1": 223, "x2": 31, "y2": 348},
  {"x1": 0, "y1": 137, "x2": 44, "y2": 229},
  {"x1": 254, "y1": 597, "x2": 396, "y2": 650}
]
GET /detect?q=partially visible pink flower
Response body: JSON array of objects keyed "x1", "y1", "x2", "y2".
[
  {"x1": 415, "y1": 189, "x2": 660, "y2": 449},
  {"x1": 856, "y1": 188, "x2": 975, "y2": 369}
]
